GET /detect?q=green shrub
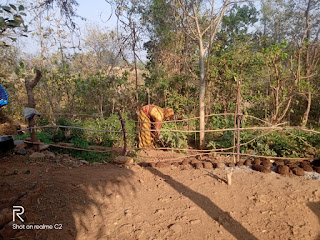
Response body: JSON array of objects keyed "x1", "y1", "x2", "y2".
[
  {"x1": 82, "y1": 114, "x2": 136, "y2": 147},
  {"x1": 15, "y1": 131, "x2": 53, "y2": 144},
  {"x1": 160, "y1": 123, "x2": 188, "y2": 149}
]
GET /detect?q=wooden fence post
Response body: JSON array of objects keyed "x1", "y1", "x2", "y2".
[
  {"x1": 233, "y1": 77, "x2": 242, "y2": 163},
  {"x1": 236, "y1": 78, "x2": 242, "y2": 163},
  {"x1": 118, "y1": 111, "x2": 127, "y2": 156}
]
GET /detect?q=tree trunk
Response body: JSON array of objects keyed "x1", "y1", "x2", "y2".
[
  {"x1": 301, "y1": 91, "x2": 311, "y2": 127},
  {"x1": 25, "y1": 70, "x2": 42, "y2": 151},
  {"x1": 199, "y1": 41, "x2": 206, "y2": 149}
]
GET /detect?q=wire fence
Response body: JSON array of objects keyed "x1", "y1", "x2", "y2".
[{"x1": 20, "y1": 112, "x2": 320, "y2": 162}]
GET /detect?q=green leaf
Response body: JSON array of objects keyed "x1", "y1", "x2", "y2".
[
  {"x1": 18, "y1": 5, "x2": 25, "y2": 11},
  {"x1": 9, "y1": 4, "x2": 17, "y2": 10},
  {"x1": 1, "y1": 6, "x2": 12, "y2": 13}
]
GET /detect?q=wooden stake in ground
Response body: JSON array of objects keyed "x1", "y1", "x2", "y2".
[
  {"x1": 226, "y1": 170, "x2": 233, "y2": 186},
  {"x1": 233, "y1": 77, "x2": 242, "y2": 163},
  {"x1": 236, "y1": 78, "x2": 242, "y2": 163}
]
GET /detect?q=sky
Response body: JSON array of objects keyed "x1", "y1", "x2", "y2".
[
  {"x1": 75, "y1": 0, "x2": 118, "y2": 29},
  {"x1": 8, "y1": 0, "x2": 121, "y2": 56}
]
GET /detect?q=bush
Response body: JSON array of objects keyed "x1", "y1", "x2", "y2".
[
  {"x1": 82, "y1": 114, "x2": 136, "y2": 147},
  {"x1": 207, "y1": 128, "x2": 320, "y2": 158},
  {"x1": 159, "y1": 123, "x2": 188, "y2": 149},
  {"x1": 15, "y1": 131, "x2": 53, "y2": 144}
]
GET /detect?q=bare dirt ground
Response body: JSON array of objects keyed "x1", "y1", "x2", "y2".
[{"x1": 0, "y1": 150, "x2": 320, "y2": 240}]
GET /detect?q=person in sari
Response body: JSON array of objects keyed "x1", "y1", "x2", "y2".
[{"x1": 138, "y1": 105, "x2": 174, "y2": 148}]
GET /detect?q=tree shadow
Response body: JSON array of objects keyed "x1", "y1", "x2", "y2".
[
  {"x1": 147, "y1": 167, "x2": 258, "y2": 240},
  {"x1": 307, "y1": 201, "x2": 320, "y2": 240},
  {"x1": 0, "y1": 159, "x2": 137, "y2": 240}
]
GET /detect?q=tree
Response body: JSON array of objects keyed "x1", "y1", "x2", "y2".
[{"x1": 176, "y1": 0, "x2": 233, "y2": 148}]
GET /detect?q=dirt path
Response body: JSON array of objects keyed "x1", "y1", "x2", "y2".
[{"x1": 0, "y1": 152, "x2": 319, "y2": 240}]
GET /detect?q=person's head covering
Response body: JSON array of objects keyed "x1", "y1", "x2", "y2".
[{"x1": 164, "y1": 108, "x2": 174, "y2": 119}]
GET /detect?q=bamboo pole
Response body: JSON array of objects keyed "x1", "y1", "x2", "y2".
[
  {"x1": 233, "y1": 78, "x2": 238, "y2": 163},
  {"x1": 236, "y1": 78, "x2": 242, "y2": 163}
]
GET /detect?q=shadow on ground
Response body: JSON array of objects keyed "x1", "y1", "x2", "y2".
[
  {"x1": 147, "y1": 167, "x2": 258, "y2": 240},
  {"x1": 307, "y1": 201, "x2": 320, "y2": 240},
  {"x1": 0, "y1": 156, "x2": 136, "y2": 240}
]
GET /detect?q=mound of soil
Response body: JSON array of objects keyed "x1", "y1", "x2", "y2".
[
  {"x1": 277, "y1": 165, "x2": 290, "y2": 175},
  {"x1": 274, "y1": 161, "x2": 285, "y2": 166},
  {"x1": 252, "y1": 164, "x2": 271, "y2": 173},
  {"x1": 244, "y1": 159, "x2": 252, "y2": 166},
  {"x1": 253, "y1": 159, "x2": 261, "y2": 165},
  {"x1": 292, "y1": 167, "x2": 305, "y2": 176},
  {"x1": 262, "y1": 159, "x2": 273, "y2": 168},
  {"x1": 300, "y1": 162, "x2": 313, "y2": 172}
]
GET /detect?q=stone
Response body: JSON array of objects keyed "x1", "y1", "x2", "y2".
[
  {"x1": 14, "y1": 143, "x2": 28, "y2": 151},
  {"x1": 29, "y1": 152, "x2": 45, "y2": 160},
  {"x1": 39, "y1": 144, "x2": 50, "y2": 151},
  {"x1": 13, "y1": 140, "x2": 24, "y2": 146},
  {"x1": 43, "y1": 150, "x2": 55, "y2": 159},
  {"x1": 80, "y1": 160, "x2": 89, "y2": 165},
  {"x1": 203, "y1": 162, "x2": 213, "y2": 169},
  {"x1": 169, "y1": 223, "x2": 182, "y2": 233},
  {"x1": 277, "y1": 165, "x2": 290, "y2": 175},
  {"x1": 15, "y1": 148, "x2": 26, "y2": 155},
  {"x1": 113, "y1": 156, "x2": 134, "y2": 165},
  {"x1": 189, "y1": 219, "x2": 201, "y2": 225}
]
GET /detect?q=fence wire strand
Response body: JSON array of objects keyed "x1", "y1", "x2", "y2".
[{"x1": 20, "y1": 113, "x2": 320, "y2": 162}]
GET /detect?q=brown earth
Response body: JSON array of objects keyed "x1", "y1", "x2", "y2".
[
  {"x1": 0, "y1": 112, "x2": 19, "y2": 136},
  {"x1": 0, "y1": 150, "x2": 320, "y2": 240}
]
